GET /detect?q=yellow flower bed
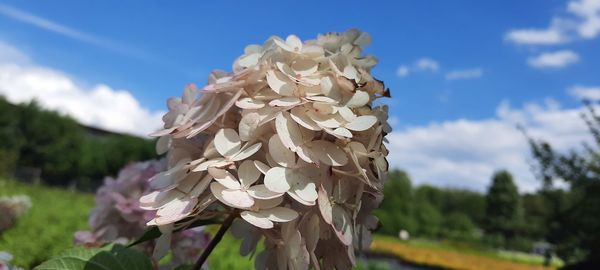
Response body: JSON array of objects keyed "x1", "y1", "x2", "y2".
[{"x1": 370, "y1": 238, "x2": 554, "y2": 270}]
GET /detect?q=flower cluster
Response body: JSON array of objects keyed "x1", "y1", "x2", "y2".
[
  {"x1": 146, "y1": 29, "x2": 390, "y2": 269},
  {"x1": 0, "y1": 195, "x2": 32, "y2": 233},
  {"x1": 0, "y1": 251, "x2": 23, "y2": 270},
  {"x1": 74, "y1": 160, "x2": 210, "y2": 267}
]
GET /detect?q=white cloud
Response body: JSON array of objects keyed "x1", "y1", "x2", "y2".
[
  {"x1": 505, "y1": 0, "x2": 600, "y2": 45},
  {"x1": 505, "y1": 26, "x2": 568, "y2": 45},
  {"x1": 569, "y1": 85, "x2": 600, "y2": 100},
  {"x1": 396, "y1": 65, "x2": 409, "y2": 77},
  {"x1": 396, "y1": 57, "x2": 440, "y2": 78},
  {"x1": 0, "y1": 40, "x2": 164, "y2": 137},
  {"x1": 527, "y1": 50, "x2": 579, "y2": 69},
  {"x1": 568, "y1": 0, "x2": 600, "y2": 38},
  {"x1": 445, "y1": 68, "x2": 483, "y2": 80},
  {"x1": 415, "y1": 58, "x2": 440, "y2": 72},
  {"x1": 387, "y1": 99, "x2": 589, "y2": 192},
  {"x1": 0, "y1": 4, "x2": 151, "y2": 61}
]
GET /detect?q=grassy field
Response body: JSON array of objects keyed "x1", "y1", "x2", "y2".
[
  {"x1": 0, "y1": 179, "x2": 94, "y2": 268},
  {"x1": 370, "y1": 235, "x2": 562, "y2": 270},
  {"x1": 0, "y1": 179, "x2": 565, "y2": 270}
]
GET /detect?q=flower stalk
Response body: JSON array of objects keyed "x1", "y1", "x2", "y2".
[{"x1": 192, "y1": 212, "x2": 238, "y2": 270}]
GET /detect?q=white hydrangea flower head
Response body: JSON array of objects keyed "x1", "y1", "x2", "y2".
[{"x1": 147, "y1": 29, "x2": 390, "y2": 269}]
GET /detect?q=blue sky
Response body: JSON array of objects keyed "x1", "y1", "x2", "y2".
[{"x1": 1, "y1": 0, "x2": 599, "y2": 191}]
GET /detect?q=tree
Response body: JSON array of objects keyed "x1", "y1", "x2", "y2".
[
  {"x1": 484, "y1": 170, "x2": 524, "y2": 241},
  {"x1": 376, "y1": 170, "x2": 417, "y2": 235},
  {"x1": 527, "y1": 102, "x2": 600, "y2": 264}
]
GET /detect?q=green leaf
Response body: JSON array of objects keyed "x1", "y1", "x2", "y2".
[
  {"x1": 173, "y1": 265, "x2": 193, "y2": 270},
  {"x1": 128, "y1": 226, "x2": 161, "y2": 247},
  {"x1": 34, "y1": 244, "x2": 152, "y2": 270}
]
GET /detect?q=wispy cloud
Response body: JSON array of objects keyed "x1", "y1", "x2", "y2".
[
  {"x1": 504, "y1": 0, "x2": 600, "y2": 45},
  {"x1": 0, "y1": 4, "x2": 152, "y2": 61},
  {"x1": 445, "y1": 68, "x2": 483, "y2": 80},
  {"x1": 527, "y1": 50, "x2": 579, "y2": 69},
  {"x1": 396, "y1": 57, "x2": 440, "y2": 78},
  {"x1": 569, "y1": 85, "x2": 600, "y2": 100}
]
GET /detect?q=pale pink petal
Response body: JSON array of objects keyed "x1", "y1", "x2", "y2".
[
  {"x1": 290, "y1": 107, "x2": 321, "y2": 131},
  {"x1": 291, "y1": 59, "x2": 318, "y2": 77},
  {"x1": 266, "y1": 70, "x2": 295, "y2": 96},
  {"x1": 247, "y1": 185, "x2": 283, "y2": 200},
  {"x1": 231, "y1": 142, "x2": 262, "y2": 161},
  {"x1": 214, "y1": 128, "x2": 242, "y2": 157},
  {"x1": 236, "y1": 97, "x2": 265, "y2": 109},
  {"x1": 208, "y1": 168, "x2": 241, "y2": 190},
  {"x1": 241, "y1": 211, "x2": 274, "y2": 229},
  {"x1": 269, "y1": 97, "x2": 301, "y2": 107},
  {"x1": 345, "y1": 115, "x2": 377, "y2": 131},
  {"x1": 238, "y1": 160, "x2": 261, "y2": 188},
  {"x1": 264, "y1": 207, "x2": 299, "y2": 222},
  {"x1": 264, "y1": 167, "x2": 293, "y2": 193},
  {"x1": 268, "y1": 135, "x2": 296, "y2": 167},
  {"x1": 311, "y1": 140, "x2": 348, "y2": 166}
]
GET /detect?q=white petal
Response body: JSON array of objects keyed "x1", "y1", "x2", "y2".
[
  {"x1": 194, "y1": 158, "x2": 230, "y2": 171},
  {"x1": 231, "y1": 142, "x2": 262, "y2": 161},
  {"x1": 269, "y1": 97, "x2": 301, "y2": 107},
  {"x1": 332, "y1": 205, "x2": 353, "y2": 245},
  {"x1": 311, "y1": 140, "x2": 348, "y2": 166},
  {"x1": 318, "y1": 186, "x2": 333, "y2": 224},
  {"x1": 155, "y1": 197, "x2": 197, "y2": 224},
  {"x1": 236, "y1": 97, "x2": 265, "y2": 109},
  {"x1": 189, "y1": 173, "x2": 214, "y2": 197},
  {"x1": 268, "y1": 135, "x2": 296, "y2": 167},
  {"x1": 264, "y1": 167, "x2": 293, "y2": 193},
  {"x1": 290, "y1": 107, "x2": 321, "y2": 131},
  {"x1": 291, "y1": 59, "x2": 318, "y2": 77},
  {"x1": 155, "y1": 135, "x2": 170, "y2": 155},
  {"x1": 254, "y1": 160, "x2": 271, "y2": 175},
  {"x1": 266, "y1": 70, "x2": 295, "y2": 96},
  {"x1": 307, "y1": 111, "x2": 342, "y2": 129},
  {"x1": 264, "y1": 207, "x2": 298, "y2": 222},
  {"x1": 237, "y1": 52, "x2": 261, "y2": 68},
  {"x1": 210, "y1": 182, "x2": 254, "y2": 209},
  {"x1": 275, "y1": 112, "x2": 304, "y2": 151},
  {"x1": 254, "y1": 196, "x2": 284, "y2": 209},
  {"x1": 331, "y1": 127, "x2": 352, "y2": 138},
  {"x1": 288, "y1": 190, "x2": 316, "y2": 206},
  {"x1": 222, "y1": 189, "x2": 255, "y2": 208},
  {"x1": 208, "y1": 168, "x2": 241, "y2": 190},
  {"x1": 345, "y1": 115, "x2": 377, "y2": 131},
  {"x1": 301, "y1": 45, "x2": 324, "y2": 58},
  {"x1": 241, "y1": 211, "x2": 273, "y2": 229},
  {"x1": 286, "y1": 35, "x2": 302, "y2": 51},
  {"x1": 214, "y1": 128, "x2": 242, "y2": 157},
  {"x1": 306, "y1": 95, "x2": 338, "y2": 104},
  {"x1": 238, "y1": 160, "x2": 261, "y2": 188},
  {"x1": 247, "y1": 185, "x2": 283, "y2": 200},
  {"x1": 346, "y1": 90, "x2": 369, "y2": 108},
  {"x1": 343, "y1": 65, "x2": 359, "y2": 82},
  {"x1": 290, "y1": 180, "x2": 318, "y2": 202},
  {"x1": 337, "y1": 106, "x2": 356, "y2": 122},
  {"x1": 239, "y1": 112, "x2": 261, "y2": 141}
]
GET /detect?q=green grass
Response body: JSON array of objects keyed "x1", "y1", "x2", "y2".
[{"x1": 0, "y1": 179, "x2": 94, "y2": 269}]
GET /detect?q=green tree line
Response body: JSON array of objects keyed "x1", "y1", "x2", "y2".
[{"x1": 0, "y1": 96, "x2": 156, "y2": 189}]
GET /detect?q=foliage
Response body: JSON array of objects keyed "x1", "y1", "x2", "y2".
[
  {"x1": 484, "y1": 170, "x2": 524, "y2": 242},
  {"x1": 527, "y1": 102, "x2": 600, "y2": 264},
  {"x1": 0, "y1": 179, "x2": 94, "y2": 268},
  {"x1": 34, "y1": 244, "x2": 152, "y2": 270},
  {"x1": 0, "y1": 96, "x2": 155, "y2": 187},
  {"x1": 376, "y1": 170, "x2": 485, "y2": 241}
]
